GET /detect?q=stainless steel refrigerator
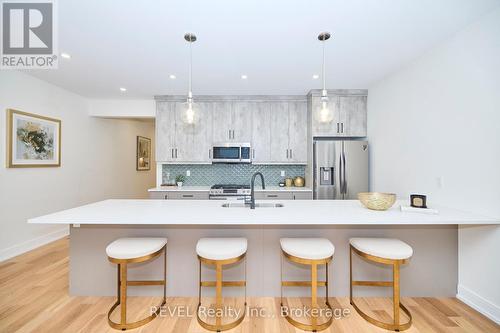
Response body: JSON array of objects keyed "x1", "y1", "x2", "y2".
[{"x1": 313, "y1": 140, "x2": 369, "y2": 200}]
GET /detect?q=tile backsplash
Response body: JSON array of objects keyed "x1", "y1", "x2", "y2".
[{"x1": 162, "y1": 164, "x2": 306, "y2": 186}]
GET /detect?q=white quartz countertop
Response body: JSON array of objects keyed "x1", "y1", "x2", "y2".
[
  {"x1": 148, "y1": 186, "x2": 312, "y2": 192},
  {"x1": 28, "y1": 199, "x2": 499, "y2": 226}
]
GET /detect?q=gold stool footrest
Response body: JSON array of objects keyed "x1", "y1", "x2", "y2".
[
  {"x1": 350, "y1": 299, "x2": 412, "y2": 332},
  {"x1": 196, "y1": 302, "x2": 247, "y2": 332},
  {"x1": 280, "y1": 300, "x2": 333, "y2": 332},
  {"x1": 107, "y1": 298, "x2": 166, "y2": 331}
]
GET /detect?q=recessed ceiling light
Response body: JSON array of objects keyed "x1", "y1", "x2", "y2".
[
  {"x1": 60, "y1": 52, "x2": 71, "y2": 59},
  {"x1": 312, "y1": 74, "x2": 320, "y2": 79},
  {"x1": 119, "y1": 87, "x2": 127, "y2": 92},
  {"x1": 241, "y1": 74, "x2": 248, "y2": 80},
  {"x1": 169, "y1": 74, "x2": 176, "y2": 79}
]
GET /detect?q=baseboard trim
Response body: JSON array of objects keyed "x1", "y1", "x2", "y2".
[
  {"x1": 457, "y1": 284, "x2": 500, "y2": 325},
  {"x1": 0, "y1": 228, "x2": 69, "y2": 262}
]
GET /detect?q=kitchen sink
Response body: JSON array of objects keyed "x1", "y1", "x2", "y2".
[{"x1": 221, "y1": 203, "x2": 284, "y2": 208}]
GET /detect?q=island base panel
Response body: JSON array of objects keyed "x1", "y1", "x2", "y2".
[{"x1": 69, "y1": 225, "x2": 457, "y2": 297}]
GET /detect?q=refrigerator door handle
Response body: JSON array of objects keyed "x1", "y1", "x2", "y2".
[
  {"x1": 339, "y1": 151, "x2": 344, "y2": 195},
  {"x1": 342, "y1": 151, "x2": 347, "y2": 195}
]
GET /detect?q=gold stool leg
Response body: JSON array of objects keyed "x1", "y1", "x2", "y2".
[
  {"x1": 197, "y1": 255, "x2": 247, "y2": 332},
  {"x1": 393, "y1": 262, "x2": 400, "y2": 329},
  {"x1": 281, "y1": 254, "x2": 333, "y2": 332},
  {"x1": 215, "y1": 263, "x2": 223, "y2": 329},
  {"x1": 311, "y1": 263, "x2": 318, "y2": 330},
  {"x1": 120, "y1": 263, "x2": 127, "y2": 326},
  {"x1": 350, "y1": 245, "x2": 412, "y2": 332},
  {"x1": 107, "y1": 246, "x2": 167, "y2": 331}
]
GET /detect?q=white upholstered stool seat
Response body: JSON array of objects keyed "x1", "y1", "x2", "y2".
[
  {"x1": 350, "y1": 237, "x2": 413, "y2": 260},
  {"x1": 106, "y1": 237, "x2": 168, "y2": 259},
  {"x1": 280, "y1": 238, "x2": 335, "y2": 260},
  {"x1": 196, "y1": 237, "x2": 247, "y2": 260}
]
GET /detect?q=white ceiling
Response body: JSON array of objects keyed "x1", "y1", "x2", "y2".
[{"x1": 27, "y1": 0, "x2": 500, "y2": 99}]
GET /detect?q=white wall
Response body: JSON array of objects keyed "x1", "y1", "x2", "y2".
[
  {"x1": 88, "y1": 99, "x2": 155, "y2": 118},
  {"x1": 368, "y1": 8, "x2": 500, "y2": 323},
  {"x1": 0, "y1": 71, "x2": 156, "y2": 261}
]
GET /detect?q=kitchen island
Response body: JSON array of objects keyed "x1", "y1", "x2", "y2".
[{"x1": 29, "y1": 199, "x2": 499, "y2": 297}]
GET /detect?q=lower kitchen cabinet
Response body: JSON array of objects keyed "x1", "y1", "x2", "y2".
[
  {"x1": 149, "y1": 191, "x2": 209, "y2": 200},
  {"x1": 291, "y1": 191, "x2": 313, "y2": 200},
  {"x1": 255, "y1": 191, "x2": 312, "y2": 200}
]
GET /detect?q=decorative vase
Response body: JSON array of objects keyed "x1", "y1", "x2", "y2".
[{"x1": 177, "y1": 182, "x2": 183, "y2": 187}]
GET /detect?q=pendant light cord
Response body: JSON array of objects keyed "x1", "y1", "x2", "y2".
[
  {"x1": 322, "y1": 38, "x2": 326, "y2": 91},
  {"x1": 188, "y1": 39, "x2": 193, "y2": 100}
]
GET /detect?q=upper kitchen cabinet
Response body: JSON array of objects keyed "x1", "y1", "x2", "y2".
[
  {"x1": 269, "y1": 102, "x2": 289, "y2": 163},
  {"x1": 251, "y1": 102, "x2": 271, "y2": 163},
  {"x1": 174, "y1": 102, "x2": 213, "y2": 163},
  {"x1": 232, "y1": 102, "x2": 253, "y2": 142},
  {"x1": 340, "y1": 95, "x2": 367, "y2": 137},
  {"x1": 156, "y1": 101, "x2": 176, "y2": 162},
  {"x1": 287, "y1": 101, "x2": 308, "y2": 163},
  {"x1": 268, "y1": 101, "x2": 308, "y2": 164},
  {"x1": 156, "y1": 100, "x2": 212, "y2": 163},
  {"x1": 212, "y1": 102, "x2": 233, "y2": 142},
  {"x1": 309, "y1": 90, "x2": 368, "y2": 137},
  {"x1": 212, "y1": 101, "x2": 252, "y2": 143}
]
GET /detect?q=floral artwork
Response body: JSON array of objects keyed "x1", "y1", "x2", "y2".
[
  {"x1": 137, "y1": 136, "x2": 151, "y2": 171},
  {"x1": 6, "y1": 109, "x2": 61, "y2": 167}
]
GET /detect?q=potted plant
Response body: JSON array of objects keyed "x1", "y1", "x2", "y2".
[{"x1": 175, "y1": 174, "x2": 186, "y2": 187}]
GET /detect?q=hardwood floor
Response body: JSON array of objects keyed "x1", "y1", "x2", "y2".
[{"x1": 0, "y1": 237, "x2": 498, "y2": 333}]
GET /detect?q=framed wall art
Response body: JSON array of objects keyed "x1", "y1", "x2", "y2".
[
  {"x1": 6, "y1": 109, "x2": 61, "y2": 168},
  {"x1": 136, "y1": 136, "x2": 151, "y2": 171}
]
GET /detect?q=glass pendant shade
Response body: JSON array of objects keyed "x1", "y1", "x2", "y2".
[
  {"x1": 315, "y1": 90, "x2": 333, "y2": 123},
  {"x1": 182, "y1": 99, "x2": 200, "y2": 125}
]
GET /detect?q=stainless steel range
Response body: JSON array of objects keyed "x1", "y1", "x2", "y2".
[{"x1": 209, "y1": 184, "x2": 251, "y2": 201}]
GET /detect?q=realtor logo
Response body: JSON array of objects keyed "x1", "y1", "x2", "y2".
[{"x1": 1, "y1": 0, "x2": 58, "y2": 69}]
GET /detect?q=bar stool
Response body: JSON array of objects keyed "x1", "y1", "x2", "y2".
[
  {"x1": 349, "y1": 237, "x2": 413, "y2": 331},
  {"x1": 280, "y1": 238, "x2": 335, "y2": 332},
  {"x1": 196, "y1": 237, "x2": 247, "y2": 332},
  {"x1": 106, "y1": 237, "x2": 167, "y2": 331}
]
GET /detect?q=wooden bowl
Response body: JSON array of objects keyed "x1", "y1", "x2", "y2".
[{"x1": 358, "y1": 192, "x2": 396, "y2": 211}]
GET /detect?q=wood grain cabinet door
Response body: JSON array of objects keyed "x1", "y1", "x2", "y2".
[
  {"x1": 311, "y1": 95, "x2": 341, "y2": 137},
  {"x1": 212, "y1": 101, "x2": 232, "y2": 142},
  {"x1": 156, "y1": 102, "x2": 176, "y2": 162},
  {"x1": 288, "y1": 101, "x2": 307, "y2": 163},
  {"x1": 232, "y1": 101, "x2": 253, "y2": 142},
  {"x1": 344, "y1": 95, "x2": 367, "y2": 137},
  {"x1": 251, "y1": 102, "x2": 271, "y2": 163},
  {"x1": 269, "y1": 102, "x2": 290, "y2": 163}
]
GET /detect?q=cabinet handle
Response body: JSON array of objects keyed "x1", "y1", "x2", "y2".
[
  {"x1": 337, "y1": 123, "x2": 340, "y2": 133},
  {"x1": 228, "y1": 130, "x2": 231, "y2": 139},
  {"x1": 232, "y1": 130, "x2": 235, "y2": 139},
  {"x1": 267, "y1": 194, "x2": 278, "y2": 198},
  {"x1": 286, "y1": 149, "x2": 289, "y2": 159},
  {"x1": 290, "y1": 149, "x2": 293, "y2": 159},
  {"x1": 182, "y1": 194, "x2": 194, "y2": 198},
  {"x1": 164, "y1": 194, "x2": 168, "y2": 200},
  {"x1": 175, "y1": 148, "x2": 178, "y2": 158},
  {"x1": 341, "y1": 123, "x2": 344, "y2": 133},
  {"x1": 171, "y1": 149, "x2": 174, "y2": 159}
]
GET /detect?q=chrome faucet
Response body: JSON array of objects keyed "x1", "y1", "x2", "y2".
[{"x1": 249, "y1": 172, "x2": 265, "y2": 209}]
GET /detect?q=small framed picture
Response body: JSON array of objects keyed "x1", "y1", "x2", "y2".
[
  {"x1": 6, "y1": 109, "x2": 61, "y2": 168},
  {"x1": 136, "y1": 136, "x2": 151, "y2": 171}
]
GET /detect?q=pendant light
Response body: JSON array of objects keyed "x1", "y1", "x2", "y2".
[
  {"x1": 182, "y1": 33, "x2": 199, "y2": 125},
  {"x1": 317, "y1": 32, "x2": 333, "y2": 123}
]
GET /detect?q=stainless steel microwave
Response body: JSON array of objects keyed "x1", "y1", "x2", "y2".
[{"x1": 212, "y1": 143, "x2": 251, "y2": 163}]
